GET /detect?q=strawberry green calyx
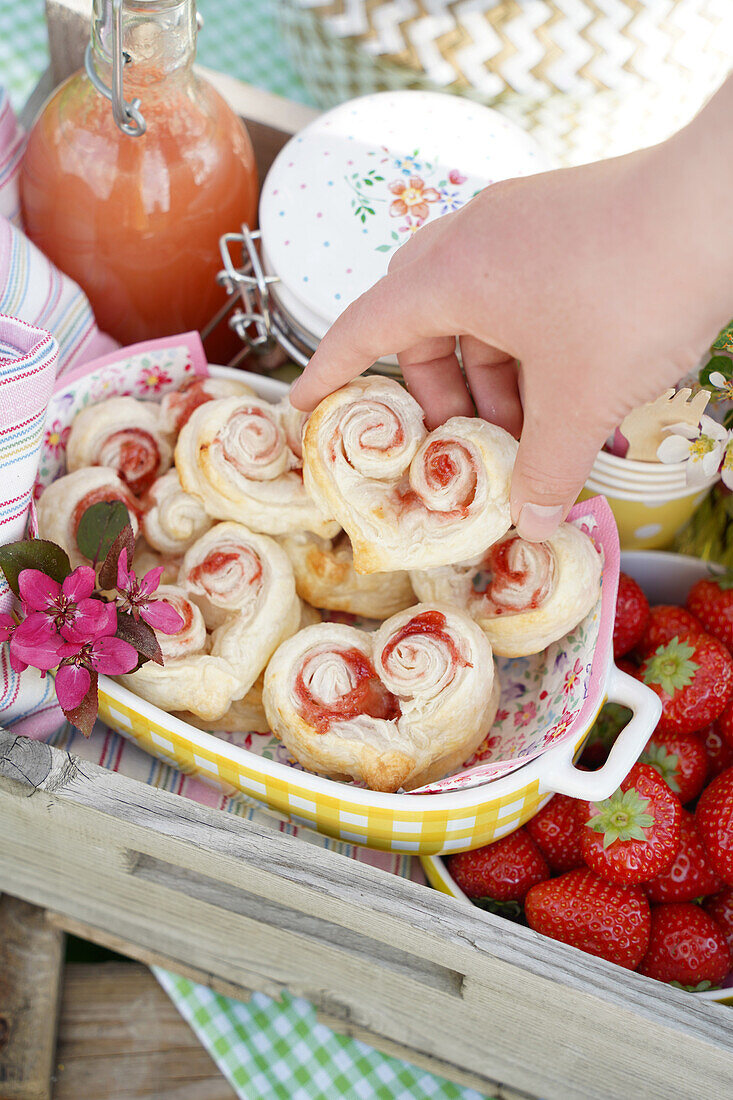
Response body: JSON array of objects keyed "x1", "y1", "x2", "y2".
[
  {"x1": 587, "y1": 788, "x2": 654, "y2": 849},
  {"x1": 640, "y1": 743, "x2": 680, "y2": 793},
  {"x1": 643, "y1": 637, "x2": 699, "y2": 695},
  {"x1": 712, "y1": 572, "x2": 733, "y2": 592},
  {"x1": 669, "y1": 980, "x2": 716, "y2": 993}
]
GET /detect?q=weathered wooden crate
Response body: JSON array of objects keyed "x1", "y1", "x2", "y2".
[{"x1": 1, "y1": 5, "x2": 732, "y2": 1097}]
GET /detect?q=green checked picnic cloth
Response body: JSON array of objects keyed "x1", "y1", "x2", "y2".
[{"x1": 154, "y1": 971, "x2": 491, "y2": 1100}]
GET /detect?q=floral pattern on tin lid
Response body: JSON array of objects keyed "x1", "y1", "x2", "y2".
[{"x1": 259, "y1": 91, "x2": 548, "y2": 339}]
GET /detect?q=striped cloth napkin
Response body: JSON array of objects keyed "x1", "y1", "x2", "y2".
[{"x1": 0, "y1": 87, "x2": 117, "y2": 732}]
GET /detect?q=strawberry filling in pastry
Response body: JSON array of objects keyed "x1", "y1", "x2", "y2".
[
  {"x1": 394, "y1": 441, "x2": 478, "y2": 519},
  {"x1": 381, "y1": 609, "x2": 470, "y2": 671},
  {"x1": 472, "y1": 536, "x2": 555, "y2": 617},
  {"x1": 188, "y1": 545, "x2": 263, "y2": 600},
  {"x1": 98, "y1": 428, "x2": 161, "y2": 495},
  {"x1": 294, "y1": 647, "x2": 400, "y2": 734}
]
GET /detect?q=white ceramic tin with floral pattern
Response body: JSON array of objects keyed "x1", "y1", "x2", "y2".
[{"x1": 246, "y1": 91, "x2": 547, "y2": 374}]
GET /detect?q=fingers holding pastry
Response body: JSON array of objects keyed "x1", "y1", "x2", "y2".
[
  {"x1": 410, "y1": 523, "x2": 601, "y2": 657},
  {"x1": 67, "y1": 396, "x2": 172, "y2": 496},
  {"x1": 302, "y1": 377, "x2": 517, "y2": 573},
  {"x1": 176, "y1": 395, "x2": 339, "y2": 537}
]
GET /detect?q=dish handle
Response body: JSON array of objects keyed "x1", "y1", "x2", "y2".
[{"x1": 538, "y1": 666, "x2": 662, "y2": 802}]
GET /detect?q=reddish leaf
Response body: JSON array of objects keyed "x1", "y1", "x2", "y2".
[
  {"x1": 62, "y1": 672, "x2": 98, "y2": 738},
  {"x1": 98, "y1": 523, "x2": 136, "y2": 591},
  {"x1": 115, "y1": 609, "x2": 163, "y2": 666}
]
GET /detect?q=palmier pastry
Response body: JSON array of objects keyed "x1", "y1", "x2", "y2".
[
  {"x1": 174, "y1": 674, "x2": 270, "y2": 733},
  {"x1": 37, "y1": 467, "x2": 141, "y2": 569},
  {"x1": 410, "y1": 524, "x2": 601, "y2": 657},
  {"x1": 132, "y1": 542, "x2": 181, "y2": 586},
  {"x1": 302, "y1": 377, "x2": 517, "y2": 573},
  {"x1": 67, "y1": 396, "x2": 172, "y2": 495},
  {"x1": 160, "y1": 376, "x2": 257, "y2": 435},
  {"x1": 119, "y1": 586, "x2": 242, "y2": 721},
  {"x1": 178, "y1": 522, "x2": 301, "y2": 689},
  {"x1": 142, "y1": 470, "x2": 213, "y2": 556},
  {"x1": 263, "y1": 603, "x2": 499, "y2": 792},
  {"x1": 176, "y1": 395, "x2": 339, "y2": 537},
  {"x1": 279, "y1": 530, "x2": 415, "y2": 619}
]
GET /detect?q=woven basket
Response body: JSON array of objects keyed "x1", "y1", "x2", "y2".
[{"x1": 276, "y1": 0, "x2": 732, "y2": 165}]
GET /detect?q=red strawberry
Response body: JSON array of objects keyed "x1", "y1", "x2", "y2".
[
  {"x1": 578, "y1": 763, "x2": 682, "y2": 885},
  {"x1": 638, "y1": 903, "x2": 731, "y2": 987},
  {"x1": 640, "y1": 730, "x2": 708, "y2": 804},
  {"x1": 702, "y1": 722, "x2": 733, "y2": 778},
  {"x1": 638, "y1": 633, "x2": 733, "y2": 735},
  {"x1": 445, "y1": 828, "x2": 549, "y2": 902},
  {"x1": 695, "y1": 767, "x2": 733, "y2": 885},
  {"x1": 638, "y1": 605, "x2": 704, "y2": 655},
  {"x1": 714, "y1": 696, "x2": 733, "y2": 751},
  {"x1": 525, "y1": 868, "x2": 650, "y2": 970},
  {"x1": 686, "y1": 575, "x2": 733, "y2": 654},
  {"x1": 643, "y1": 810, "x2": 723, "y2": 903},
  {"x1": 613, "y1": 573, "x2": 650, "y2": 657},
  {"x1": 703, "y1": 887, "x2": 733, "y2": 955},
  {"x1": 526, "y1": 794, "x2": 585, "y2": 874}
]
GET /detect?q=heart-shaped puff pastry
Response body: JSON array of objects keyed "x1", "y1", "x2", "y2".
[
  {"x1": 67, "y1": 396, "x2": 173, "y2": 496},
  {"x1": 176, "y1": 394, "x2": 339, "y2": 538},
  {"x1": 302, "y1": 378, "x2": 518, "y2": 573},
  {"x1": 411, "y1": 524, "x2": 601, "y2": 657},
  {"x1": 263, "y1": 602, "x2": 499, "y2": 792},
  {"x1": 37, "y1": 467, "x2": 142, "y2": 569}
]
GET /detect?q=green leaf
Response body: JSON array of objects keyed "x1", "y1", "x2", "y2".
[
  {"x1": 360, "y1": 214, "x2": 366, "y2": 224},
  {"x1": 643, "y1": 637, "x2": 699, "y2": 695},
  {"x1": 76, "y1": 501, "x2": 131, "y2": 565},
  {"x1": 98, "y1": 524, "x2": 136, "y2": 592},
  {"x1": 700, "y1": 355, "x2": 733, "y2": 386},
  {"x1": 61, "y1": 671, "x2": 99, "y2": 738},
  {"x1": 0, "y1": 539, "x2": 71, "y2": 597},
  {"x1": 364, "y1": 178, "x2": 373, "y2": 186},
  {"x1": 375, "y1": 245, "x2": 392, "y2": 252},
  {"x1": 391, "y1": 231, "x2": 399, "y2": 240},
  {"x1": 374, "y1": 175, "x2": 384, "y2": 182}
]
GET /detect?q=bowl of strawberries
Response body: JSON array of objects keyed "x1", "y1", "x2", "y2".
[{"x1": 422, "y1": 550, "x2": 733, "y2": 1002}]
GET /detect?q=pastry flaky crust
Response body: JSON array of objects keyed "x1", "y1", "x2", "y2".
[
  {"x1": 66, "y1": 396, "x2": 173, "y2": 496},
  {"x1": 160, "y1": 377, "x2": 257, "y2": 435},
  {"x1": 142, "y1": 470, "x2": 213, "y2": 556},
  {"x1": 302, "y1": 377, "x2": 518, "y2": 573},
  {"x1": 263, "y1": 602, "x2": 499, "y2": 792},
  {"x1": 174, "y1": 674, "x2": 270, "y2": 733},
  {"x1": 37, "y1": 467, "x2": 141, "y2": 569},
  {"x1": 278, "y1": 530, "x2": 415, "y2": 619},
  {"x1": 175, "y1": 394, "x2": 339, "y2": 538},
  {"x1": 411, "y1": 524, "x2": 602, "y2": 658},
  {"x1": 119, "y1": 585, "x2": 243, "y2": 722},
  {"x1": 177, "y1": 521, "x2": 301, "y2": 685}
]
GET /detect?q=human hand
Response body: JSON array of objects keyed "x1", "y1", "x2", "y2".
[{"x1": 290, "y1": 79, "x2": 733, "y2": 541}]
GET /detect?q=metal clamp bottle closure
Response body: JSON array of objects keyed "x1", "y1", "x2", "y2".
[
  {"x1": 85, "y1": 0, "x2": 146, "y2": 137},
  {"x1": 207, "y1": 227, "x2": 313, "y2": 369}
]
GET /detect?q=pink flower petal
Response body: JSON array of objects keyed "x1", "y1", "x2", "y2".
[
  {"x1": 422, "y1": 188, "x2": 440, "y2": 202},
  {"x1": 62, "y1": 599, "x2": 117, "y2": 644},
  {"x1": 12, "y1": 613, "x2": 64, "y2": 670},
  {"x1": 62, "y1": 565, "x2": 96, "y2": 602},
  {"x1": 388, "y1": 180, "x2": 406, "y2": 196},
  {"x1": 18, "y1": 569, "x2": 60, "y2": 612},
  {"x1": 8, "y1": 648, "x2": 28, "y2": 674},
  {"x1": 409, "y1": 176, "x2": 424, "y2": 189},
  {"x1": 55, "y1": 662, "x2": 91, "y2": 711},
  {"x1": 116, "y1": 548, "x2": 133, "y2": 592},
  {"x1": 141, "y1": 600, "x2": 184, "y2": 634},
  {"x1": 90, "y1": 635, "x2": 138, "y2": 675},
  {"x1": 448, "y1": 170, "x2": 466, "y2": 185},
  {"x1": 140, "y1": 565, "x2": 164, "y2": 597},
  {"x1": 389, "y1": 199, "x2": 407, "y2": 218}
]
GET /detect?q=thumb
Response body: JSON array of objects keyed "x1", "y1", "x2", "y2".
[{"x1": 510, "y1": 382, "x2": 608, "y2": 542}]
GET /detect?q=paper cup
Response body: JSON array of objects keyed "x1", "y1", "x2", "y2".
[{"x1": 578, "y1": 482, "x2": 714, "y2": 550}]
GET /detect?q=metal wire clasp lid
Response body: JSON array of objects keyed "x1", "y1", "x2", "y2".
[{"x1": 85, "y1": 0, "x2": 146, "y2": 137}]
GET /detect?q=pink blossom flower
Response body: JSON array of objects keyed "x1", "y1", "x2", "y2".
[
  {"x1": 448, "y1": 169, "x2": 467, "y2": 185},
  {"x1": 544, "y1": 710, "x2": 576, "y2": 746},
  {"x1": 0, "y1": 613, "x2": 28, "y2": 674},
  {"x1": 139, "y1": 366, "x2": 173, "y2": 394},
  {"x1": 8, "y1": 612, "x2": 64, "y2": 672},
  {"x1": 16, "y1": 567, "x2": 115, "y2": 644},
  {"x1": 44, "y1": 419, "x2": 71, "y2": 457},
  {"x1": 514, "y1": 701, "x2": 537, "y2": 728},
  {"x1": 116, "y1": 549, "x2": 184, "y2": 634},
  {"x1": 563, "y1": 658, "x2": 583, "y2": 696},
  {"x1": 56, "y1": 633, "x2": 138, "y2": 710}
]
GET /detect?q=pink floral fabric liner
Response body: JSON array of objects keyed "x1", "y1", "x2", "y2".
[{"x1": 38, "y1": 341, "x2": 619, "y2": 797}]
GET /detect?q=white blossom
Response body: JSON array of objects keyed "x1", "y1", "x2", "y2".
[{"x1": 657, "y1": 415, "x2": 729, "y2": 485}]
